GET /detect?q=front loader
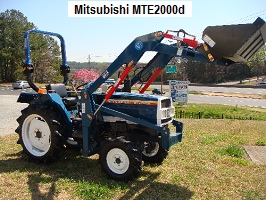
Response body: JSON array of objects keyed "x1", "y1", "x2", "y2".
[
  {"x1": 15, "y1": 18, "x2": 266, "y2": 181},
  {"x1": 127, "y1": 17, "x2": 266, "y2": 93}
]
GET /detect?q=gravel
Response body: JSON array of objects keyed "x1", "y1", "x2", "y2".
[{"x1": 0, "y1": 95, "x2": 28, "y2": 136}]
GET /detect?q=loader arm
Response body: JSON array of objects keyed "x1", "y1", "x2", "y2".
[
  {"x1": 130, "y1": 53, "x2": 172, "y2": 87},
  {"x1": 129, "y1": 48, "x2": 214, "y2": 88},
  {"x1": 87, "y1": 32, "x2": 215, "y2": 95}
]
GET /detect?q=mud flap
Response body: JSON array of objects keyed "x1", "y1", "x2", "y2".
[{"x1": 198, "y1": 17, "x2": 266, "y2": 65}]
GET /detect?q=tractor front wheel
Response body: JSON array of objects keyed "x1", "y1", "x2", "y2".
[
  {"x1": 142, "y1": 141, "x2": 168, "y2": 164},
  {"x1": 99, "y1": 137, "x2": 142, "y2": 181}
]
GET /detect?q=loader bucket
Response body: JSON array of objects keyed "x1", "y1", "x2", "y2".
[{"x1": 198, "y1": 17, "x2": 266, "y2": 65}]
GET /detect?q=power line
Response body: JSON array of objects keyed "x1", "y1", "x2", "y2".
[
  {"x1": 229, "y1": 10, "x2": 265, "y2": 24},
  {"x1": 195, "y1": 10, "x2": 266, "y2": 39}
]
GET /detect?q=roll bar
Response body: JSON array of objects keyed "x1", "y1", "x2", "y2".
[{"x1": 23, "y1": 29, "x2": 70, "y2": 92}]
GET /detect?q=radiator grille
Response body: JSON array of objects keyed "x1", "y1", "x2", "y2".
[{"x1": 161, "y1": 98, "x2": 171, "y2": 109}]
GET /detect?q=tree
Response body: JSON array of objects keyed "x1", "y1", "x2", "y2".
[
  {"x1": 224, "y1": 63, "x2": 251, "y2": 81},
  {"x1": 186, "y1": 61, "x2": 218, "y2": 83},
  {"x1": 247, "y1": 45, "x2": 266, "y2": 78},
  {"x1": 73, "y1": 69, "x2": 100, "y2": 85},
  {"x1": 0, "y1": 9, "x2": 62, "y2": 83},
  {"x1": 30, "y1": 34, "x2": 61, "y2": 83},
  {"x1": 0, "y1": 9, "x2": 34, "y2": 82}
]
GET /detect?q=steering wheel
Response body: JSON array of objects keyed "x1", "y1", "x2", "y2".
[{"x1": 75, "y1": 82, "x2": 90, "y2": 91}]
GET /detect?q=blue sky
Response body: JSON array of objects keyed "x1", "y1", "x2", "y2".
[{"x1": 1, "y1": 0, "x2": 265, "y2": 63}]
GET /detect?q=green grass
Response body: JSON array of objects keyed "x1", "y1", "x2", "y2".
[
  {"x1": 255, "y1": 139, "x2": 266, "y2": 146},
  {"x1": 241, "y1": 190, "x2": 266, "y2": 200},
  {"x1": 188, "y1": 90, "x2": 203, "y2": 95},
  {"x1": 175, "y1": 103, "x2": 266, "y2": 120},
  {"x1": 75, "y1": 180, "x2": 126, "y2": 200},
  {"x1": 219, "y1": 144, "x2": 245, "y2": 158},
  {"x1": 1, "y1": 119, "x2": 266, "y2": 199}
]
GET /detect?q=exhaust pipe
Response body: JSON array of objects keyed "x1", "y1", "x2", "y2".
[{"x1": 198, "y1": 17, "x2": 266, "y2": 65}]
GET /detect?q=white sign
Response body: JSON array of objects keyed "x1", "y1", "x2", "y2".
[
  {"x1": 68, "y1": 1, "x2": 192, "y2": 17},
  {"x1": 169, "y1": 80, "x2": 188, "y2": 103}
]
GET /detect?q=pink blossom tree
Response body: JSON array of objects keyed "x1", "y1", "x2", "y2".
[{"x1": 73, "y1": 69, "x2": 100, "y2": 85}]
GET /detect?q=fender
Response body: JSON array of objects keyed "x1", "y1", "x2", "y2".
[{"x1": 17, "y1": 92, "x2": 72, "y2": 137}]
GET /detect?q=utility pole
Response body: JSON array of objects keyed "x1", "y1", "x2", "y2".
[{"x1": 87, "y1": 54, "x2": 91, "y2": 67}]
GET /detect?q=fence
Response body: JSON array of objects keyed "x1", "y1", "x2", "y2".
[{"x1": 175, "y1": 110, "x2": 253, "y2": 120}]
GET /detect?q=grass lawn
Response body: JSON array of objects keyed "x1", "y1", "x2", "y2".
[
  {"x1": 175, "y1": 103, "x2": 266, "y2": 121},
  {"x1": 1, "y1": 119, "x2": 266, "y2": 199}
]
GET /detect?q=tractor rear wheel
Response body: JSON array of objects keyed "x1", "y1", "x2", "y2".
[
  {"x1": 99, "y1": 137, "x2": 142, "y2": 181},
  {"x1": 142, "y1": 141, "x2": 168, "y2": 164},
  {"x1": 16, "y1": 105, "x2": 65, "y2": 162}
]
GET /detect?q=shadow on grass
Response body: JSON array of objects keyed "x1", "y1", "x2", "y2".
[
  {"x1": 1, "y1": 149, "x2": 193, "y2": 200},
  {"x1": 118, "y1": 171, "x2": 194, "y2": 200}
]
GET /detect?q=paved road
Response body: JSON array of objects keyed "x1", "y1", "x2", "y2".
[
  {"x1": 151, "y1": 84, "x2": 266, "y2": 107},
  {"x1": 188, "y1": 85, "x2": 266, "y2": 95},
  {"x1": 189, "y1": 94, "x2": 266, "y2": 108},
  {"x1": 0, "y1": 95, "x2": 28, "y2": 136},
  {"x1": 0, "y1": 87, "x2": 35, "y2": 136},
  {"x1": 1, "y1": 86, "x2": 33, "y2": 95},
  {"x1": 152, "y1": 84, "x2": 266, "y2": 95}
]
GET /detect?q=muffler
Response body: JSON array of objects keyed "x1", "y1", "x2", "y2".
[{"x1": 198, "y1": 17, "x2": 266, "y2": 65}]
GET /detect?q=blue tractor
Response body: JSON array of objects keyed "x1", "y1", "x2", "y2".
[{"x1": 16, "y1": 18, "x2": 266, "y2": 181}]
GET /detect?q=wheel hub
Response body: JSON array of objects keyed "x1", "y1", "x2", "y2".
[
  {"x1": 115, "y1": 157, "x2": 122, "y2": 164},
  {"x1": 35, "y1": 129, "x2": 42, "y2": 139},
  {"x1": 143, "y1": 142, "x2": 160, "y2": 157}
]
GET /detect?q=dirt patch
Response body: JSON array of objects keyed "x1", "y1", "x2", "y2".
[{"x1": 202, "y1": 92, "x2": 265, "y2": 99}]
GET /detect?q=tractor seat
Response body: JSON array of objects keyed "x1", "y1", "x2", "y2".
[{"x1": 46, "y1": 84, "x2": 77, "y2": 109}]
